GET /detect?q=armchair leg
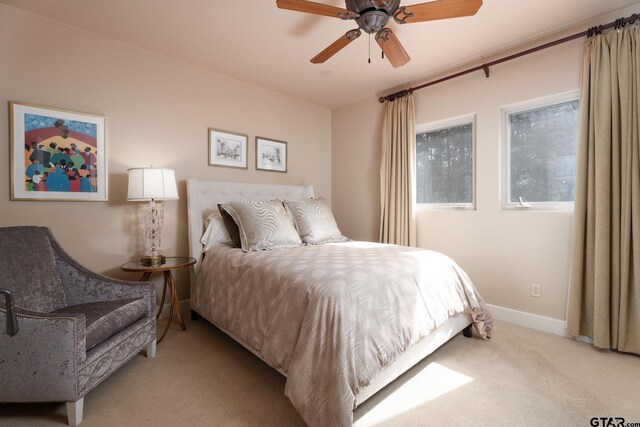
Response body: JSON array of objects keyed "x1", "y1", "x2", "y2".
[
  {"x1": 66, "y1": 398, "x2": 84, "y2": 426},
  {"x1": 146, "y1": 339, "x2": 157, "y2": 358}
]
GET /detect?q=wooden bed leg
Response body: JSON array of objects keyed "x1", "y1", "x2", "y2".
[
  {"x1": 462, "y1": 324, "x2": 472, "y2": 338},
  {"x1": 191, "y1": 310, "x2": 201, "y2": 321}
]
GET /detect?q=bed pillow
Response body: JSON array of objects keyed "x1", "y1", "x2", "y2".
[
  {"x1": 217, "y1": 204, "x2": 242, "y2": 248},
  {"x1": 284, "y1": 197, "x2": 348, "y2": 245},
  {"x1": 200, "y1": 212, "x2": 232, "y2": 252},
  {"x1": 220, "y1": 199, "x2": 302, "y2": 252}
]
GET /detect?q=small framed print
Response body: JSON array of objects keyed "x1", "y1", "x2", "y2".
[
  {"x1": 10, "y1": 101, "x2": 107, "y2": 201},
  {"x1": 208, "y1": 128, "x2": 248, "y2": 169},
  {"x1": 256, "y1": 137, "x2": 287, "y2": 173}
]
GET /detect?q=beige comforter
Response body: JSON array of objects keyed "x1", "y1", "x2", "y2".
[{"x1": 195, "y1": 241, "x2": 492, "y2": 426}]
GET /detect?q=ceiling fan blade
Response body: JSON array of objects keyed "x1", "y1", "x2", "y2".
[
  {"x1": 394, "y1": 0, "x2": 482, "y2": 24},
  {"x1": 311, "y1": 29, "x2": 362, "y2": 64},
  {"x1": 375, "y1": 28, "x2": 410, "y2": 68},
  {"x1": 276, "y1": 0, "x2": 350, "y2": 18}
]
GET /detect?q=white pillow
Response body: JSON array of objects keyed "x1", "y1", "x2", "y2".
[
  {"x1": 220, "y1": 199, "x2": 302, "y2": 252},
  {"x1": 284, "y1": 197, "x2": 348, "y2": 245},
  {"x1": 200, "y1": 212, "x2": 231, "y2": 252}
]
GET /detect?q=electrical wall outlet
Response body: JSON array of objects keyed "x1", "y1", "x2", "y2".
[{"x1": 531, "y1": 283, "x2": 542, "y2": 298}]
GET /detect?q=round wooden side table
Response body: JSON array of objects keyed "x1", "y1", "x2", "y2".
[{"x1": 121, "y1": 256, "x2": 196, "y2": 344}]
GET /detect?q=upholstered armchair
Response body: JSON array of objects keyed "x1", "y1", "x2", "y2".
[{"x1": 0, "y1": 226, "x2": 156, "y2": 426}]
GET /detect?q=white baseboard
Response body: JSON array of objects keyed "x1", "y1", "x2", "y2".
[{"x1": 487, "y1": 304, "x2": 567, "y2": 336}]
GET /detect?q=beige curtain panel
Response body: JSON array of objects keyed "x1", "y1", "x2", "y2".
[
  {"x1": 568, "y1": 26, "x2": 640, "y2": 355},
  {"x1": 379, "y1": 94, "x2": 416, "y2": 246}
]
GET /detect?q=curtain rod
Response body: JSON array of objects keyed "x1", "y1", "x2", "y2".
[{"x1": 379, "y1": 13, "x2": 639, "y2": 103}]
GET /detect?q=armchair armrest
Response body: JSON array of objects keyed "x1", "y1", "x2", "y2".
[
  {"x1": 53, "y1": 251, "x2": 156, "y2": 317},
  {"x1": 0, "y1": 306, "x2": 85, "y2": 402}
]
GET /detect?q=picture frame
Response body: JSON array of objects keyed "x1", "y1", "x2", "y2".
[
  {"x1": 10, "y1": 101, "x2": 107, "y2": 201},
  {"x1": 208, "y1": 128, "x2": 248, "y2": 169},
  {"x1": 256, "y1": 136, "x2": 287, "y2": 173}
]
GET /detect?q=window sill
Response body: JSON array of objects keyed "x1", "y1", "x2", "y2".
[
  {"x1": 416, "y1": 203, "x2": 476, "y2": 211},
  {"x1": 502, "y1": 202, "x2": 574, "y2": 212}
]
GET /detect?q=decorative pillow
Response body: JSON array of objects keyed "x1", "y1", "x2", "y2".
[
  {"x1": 200, "y1": 212, "x2": 232, "y2": 252},
  {"x1": 220, "y1": 199, "x2": 302, "y2": 252},
  {"x1": 284, "y1": 197, "x2": 348, "y2": 245},
  {"x1": 218, "y1": 204, "x2": 242, "y2": 248}
]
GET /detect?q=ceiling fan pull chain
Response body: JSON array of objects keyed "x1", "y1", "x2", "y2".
[
  {"x1": 368, "y1": 33, "x2": 371, "y2": 64},
  {"x1": 382, "y1": 51, "x2": 385, "y2": 59}
]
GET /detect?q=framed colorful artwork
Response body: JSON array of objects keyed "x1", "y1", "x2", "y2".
[
  {"x1": 208, "y1": 128, "x2": 248, "y2": 169},
  {"x1": 10, "y1": 102, "x2": 107, "y2": 201},
  {"x1": 256, "y1": 136, "x2": 287, "y2": 173}
]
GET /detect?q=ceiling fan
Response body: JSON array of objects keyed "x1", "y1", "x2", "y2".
[{"x1": 276, "y1": 0, "x2": 483, "y2": 68}]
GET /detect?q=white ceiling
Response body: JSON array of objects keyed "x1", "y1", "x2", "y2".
[{"x1": 2, "y1": 0, "x2": 639, "y2": 108}]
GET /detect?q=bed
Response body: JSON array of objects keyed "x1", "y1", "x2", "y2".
[{"x1": 187, "y1": 179, "x2": 492, "y2": 426}]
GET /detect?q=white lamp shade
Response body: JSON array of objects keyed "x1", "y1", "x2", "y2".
[{"x1": 127, "y1": 168, "x2": 179, "y2": 201}]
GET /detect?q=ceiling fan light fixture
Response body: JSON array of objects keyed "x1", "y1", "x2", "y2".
[{"x1": 357, "y1": 10, "x2": 390, "y2": 33}]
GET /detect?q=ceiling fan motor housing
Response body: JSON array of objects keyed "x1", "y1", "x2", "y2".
[{"x1": 346, "y1": 0, "x2": 401, "y2": 33}]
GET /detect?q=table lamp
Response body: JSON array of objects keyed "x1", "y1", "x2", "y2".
[{"x1": 127, "y1": 168, "x2": 179, "y2": 266}]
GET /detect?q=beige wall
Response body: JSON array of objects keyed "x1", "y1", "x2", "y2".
[
  {"x1": 0, "y1": 4, "x2": 332, "y2": 301},
  {"x1": 331, "y1": 100, "x2": 385, "y2": 242},
  {"x1": 332, "y1": 36, "x2": 584, "y2": 321}
]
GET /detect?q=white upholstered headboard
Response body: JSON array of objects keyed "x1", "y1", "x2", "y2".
[{"x1": 186, "y1": 179, "x2": 314, "y2": 267}]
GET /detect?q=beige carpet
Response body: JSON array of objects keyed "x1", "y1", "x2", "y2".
[{"x1": 1, "y1": 319, "x2": 639, "y2": 427}]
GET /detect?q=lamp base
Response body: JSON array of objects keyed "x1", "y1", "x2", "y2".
[{"x1": 141, "y1": 255, "x2": 166, "y2": 267}]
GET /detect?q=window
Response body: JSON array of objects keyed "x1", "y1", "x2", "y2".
[
  {"x1": 504, "y1": 94, "x2": 579, "y2": 209},
  {"x1": 416, "y1": 115, "x2": 475, "y2": 209}
]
